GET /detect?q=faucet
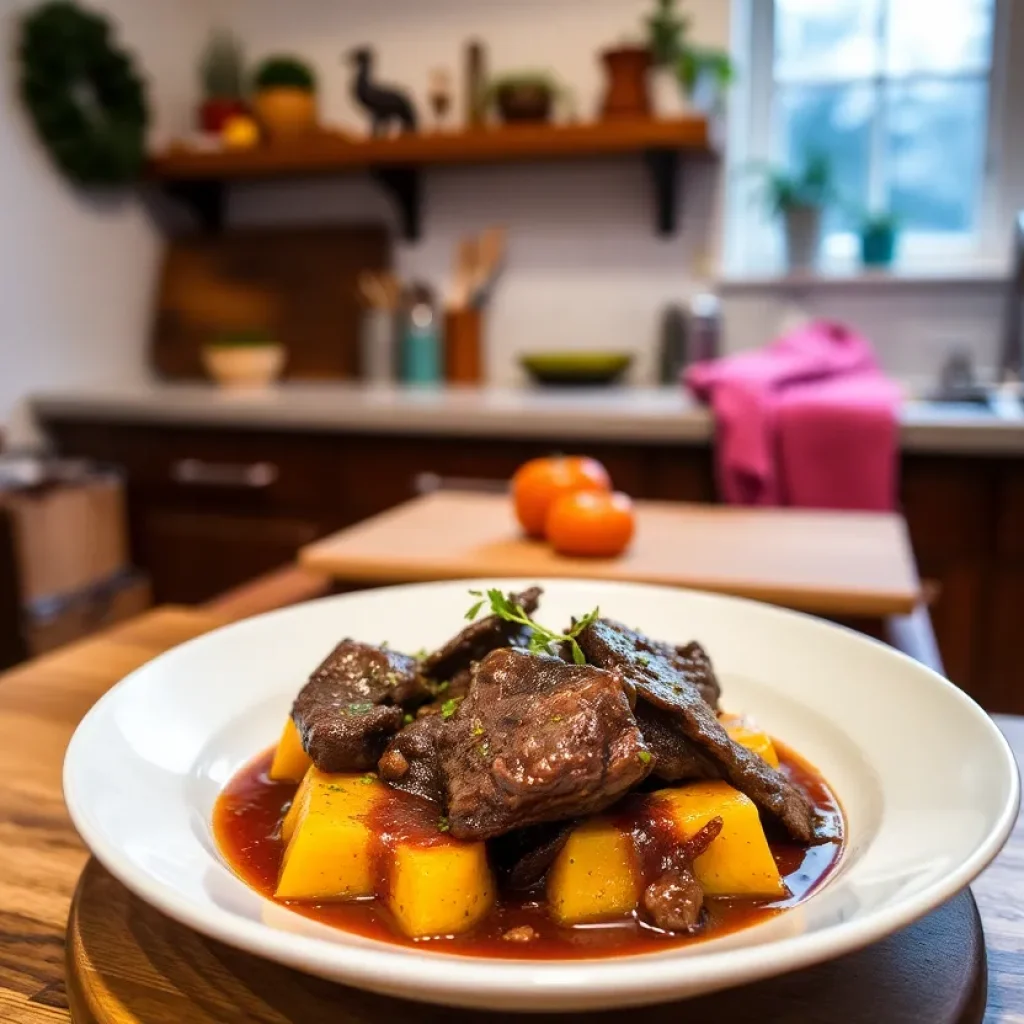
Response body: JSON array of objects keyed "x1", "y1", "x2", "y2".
[{"x1": 999, "y1": 211, "x2": 1024, "y2": 386}]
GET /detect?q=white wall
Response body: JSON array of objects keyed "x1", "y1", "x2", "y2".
[
  {"x1": 0, "y1": 0, "x2": 209, "y2": 430},
  {"x1": 214, "y1": 0, "x2": 729, "y2": 385}
]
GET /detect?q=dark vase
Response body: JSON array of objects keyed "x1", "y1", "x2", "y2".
[
  {"x1": 198, "y1": 97, "x2": 248, "y2": 133},
  {"x1": 600, "y1": 45, "x2": 653, "y2": 120}
]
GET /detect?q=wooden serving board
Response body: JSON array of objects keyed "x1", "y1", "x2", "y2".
[
  {"x1": 67, "y1": 860, "x2": 985, "y2": 1023},
  {"x1": 152, "y1": 225, "x2": 391, "y2": 381},
  {"x1": 300, "y1": 491, "x2": 922, "y2": 618}
]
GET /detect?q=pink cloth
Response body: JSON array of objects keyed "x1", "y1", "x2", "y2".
[{"x1": 684, "y1": 322, "x2": 901, "y2": 510}]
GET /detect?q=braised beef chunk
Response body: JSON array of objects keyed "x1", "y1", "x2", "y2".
[
  {"x1": 437, "y1": 648, "x2": 651, "y2": 841},
  {"x1": 490, "y1": 821, "x2": 574, "y2": 891},
  {"x1": 578, "y1": 620, "x2": 816, "y2": 843},
  {"x1": 635, "y1": 702, "x2": 719, "y2": 782},
  {"x1": 670, "y1": 641, "x2": 721, "y2": 710},
  {"x1": 600, "y1": 627, "x2": 720, "y2": 710},
  {"x1": 378, "y1": 713, "x2": 445, "y2": 804},
  {"x1": 292, "y1": 641, "x2": 431, "y2": 773},
  {"x1": 443, "y1": 667, "x2": 474, "y2": 700},
  {"x1": 641, "y1": 817, "x2": 723, "y2": 933},
  {"x1": 421, "y1": 587, "x2": 542, "y2": 682},
  {"x1": 414, "y1": 667, "x2": 474, "y2": 719}
]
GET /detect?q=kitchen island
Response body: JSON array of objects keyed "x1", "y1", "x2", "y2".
[{"x1": 30, "y1": 383, "x2": 1024, "y2": 713}]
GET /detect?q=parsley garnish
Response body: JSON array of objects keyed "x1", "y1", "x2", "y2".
[
  {"x1": 413, "y1": 647, "x2": 429, "y2": 661},
  {"x1": 471, "y1": 721, "x2": 485, "y2": 737},
  {"x1": 441, "y1": 697, "x2": 462, "y2": 720},
  {"x1": 360, "y1": 773, "x2": 376, "y2": 785},
  {"x1": 638, "y1": 750, "x2": 652, "y2": 765},
  {"x1": 437, "y1": 816, "x2": 450, "y2": 832},
  {"x1": 403, "y1": 712, "x2": 414, "y2": 725},
  {"x1": 346, "y1": 702, "x2": 374, "y2": 716},
  {"x1": 465, "y1": 588, "x2": 599, "y2": 665},
  {"x1": 637, "y1": 654, "x2": 650, "y2": 668}
]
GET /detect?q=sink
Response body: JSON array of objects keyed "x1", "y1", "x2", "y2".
[{"x1": 924, "y1": 382, "x2": 1024, "y2": 416}]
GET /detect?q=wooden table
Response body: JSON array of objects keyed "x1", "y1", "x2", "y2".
[
  {"x1": 300, "y1": 492, "x2": 922, "y2": 619},
  {"x1": 0, "y1": 606, "x2": 1019, "y2": 1021}
]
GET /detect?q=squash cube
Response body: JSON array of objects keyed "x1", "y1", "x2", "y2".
[
  {"x1": 276, "y1": 769, "x2": 382, "y2": 901},
  {"x1": 281, "y1": 765, "x2": 313, "y2": 844},
  {"x1": 387, "y1": 839, "x2": 494, "y2": 939},
  {"x1": 547, "y1": 818, "x2": 640, "y2": 924},
  {"x1": 720, "y1": 713, "x2": 780, "y2": 769},
  {"x1": 656, "y1": 781, "x2": 785, "y2": 898},
  {"x1": 269, "y1": 718, "x2": 312, "y2": 782}
]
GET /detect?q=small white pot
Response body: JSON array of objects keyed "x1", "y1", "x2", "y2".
[
  {"x1": 650, "y1": 65, "x2": 688, "y2": 118},
  {"x1": 202, "y1": 344, "x2": 286, "y2": 389},
  {"x1": 782, "y1": 205, "x2": 823, "y2": 272}
]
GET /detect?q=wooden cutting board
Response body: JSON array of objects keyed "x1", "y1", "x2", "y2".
[
  {"x1": 300, "y1": 491, "x2": 922, "y2": 617},
  {"x1": 151, "y1": 225, "x2": 390, "y2": 381}
]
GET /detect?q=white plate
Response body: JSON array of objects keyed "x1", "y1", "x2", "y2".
[{"x1": 64, "y1": 580, "x2": 1018, "y2": 1012}]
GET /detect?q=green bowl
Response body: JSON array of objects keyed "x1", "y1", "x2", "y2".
[{"x1": 520, "y1": 352, "x2": 633, "y2": 387}]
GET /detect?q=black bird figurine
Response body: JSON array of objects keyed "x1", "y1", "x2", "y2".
[{"x1": 348, "y1": 47, "x2": 418, "y2": 136}]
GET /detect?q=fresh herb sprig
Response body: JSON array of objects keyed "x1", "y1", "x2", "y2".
[{"x1": 465, "y1": 588, "x2": 599, "y2": 665}]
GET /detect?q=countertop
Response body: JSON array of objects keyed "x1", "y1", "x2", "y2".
[
  {"x1": 0, "y1": 604, "x2": 1021, "y2": 1022},
  {"x1": 29, "y1": 383, "x2": 1024, "y2": 456}
]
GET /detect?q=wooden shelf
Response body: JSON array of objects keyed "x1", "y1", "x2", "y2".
[{"x1": 147, "y1": 118, "x2": 714, "y2": 240}]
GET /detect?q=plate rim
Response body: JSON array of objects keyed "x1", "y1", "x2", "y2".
[{"x1": 63, "y1": 578, "x2": 1021, "y2": 1010}]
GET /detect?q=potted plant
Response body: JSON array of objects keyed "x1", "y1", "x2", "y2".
[
  {"x1": 645, "y1": 0, "x2": 688, "y2": 117},
  {"x1": 202, "y1": 329, "x2": 286, "y2": 390},
  {"x1": 643, "y1": 0, "x2": 734, "y2": 116},
  {"x1": 486, "y1": 73, "x2": 560, "y2": 124},
  {"x1": 251, "y1": 55, "x2": 318, "y2": 141},
  {"x1": 197, "y1": 29, "x2": 247, "y2": 134},
  {"x1": 754, "y1": 153, "x2": 834, "y2": 272},
  {"x1": 678, "y1": 45, "x2": 735, "y2": 113},
  {"x1": 859, "y1": 211, "x2": 899, "y2": 269}
]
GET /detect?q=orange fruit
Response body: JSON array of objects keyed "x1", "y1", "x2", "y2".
[
  {"x1": 545, "y1": 490, "x2": 635, "y2": 558},
  {"x1": 221, "y1": 114, "x2": 260, "y2": 149},
  {"x1": 512, "y1": 456, "x2": 611, "y2": 538}
]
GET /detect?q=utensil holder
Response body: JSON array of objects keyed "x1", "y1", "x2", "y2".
[
  {"x1": 445, "y1": 307, "x2": 484, "y2": 384},
  {"x1": 359, "y1": 309, "x2": 397, "y2": 383}
]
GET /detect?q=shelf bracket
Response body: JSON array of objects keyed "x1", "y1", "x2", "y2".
[
  {"x1": 163, "y1": 179, "x2": 227, "y2": 233},
  {"x1": 370, "y1": 166, "x2": 422, "y2": 242},
  {"x1": 644, "y1": 149, "x2": 681, "y2": 237}
]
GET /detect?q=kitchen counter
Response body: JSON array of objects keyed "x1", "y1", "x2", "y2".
[{"x1": 30, "y1": 383, "x2": 1024, "y2": 456}]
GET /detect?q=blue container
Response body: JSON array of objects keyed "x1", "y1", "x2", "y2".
[
  {"x1": 401, "y1": 303, "x2": 441, "y2": 384},
  {"x1": 860, "y1": 225, "x2": 897, "y2": 268}
]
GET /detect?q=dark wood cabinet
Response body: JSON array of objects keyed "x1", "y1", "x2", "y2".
[
  {"x1": 46, "y1": 421, "x2": 715, "y2": 606},
  {"x1": 41, "y1": 415, "x2": 1023, "y2": 712},
  {"x1": 136, "y1": 510, "x2": 322, "y2": 605}
]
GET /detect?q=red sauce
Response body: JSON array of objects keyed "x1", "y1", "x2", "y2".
[{"x1": 213, "y1": 743, "x2": 843, "y2": 959}]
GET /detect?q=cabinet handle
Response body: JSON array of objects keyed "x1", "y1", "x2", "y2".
[
  {"x1": 171, "y1": 459, "x2": 278, "y2": 489},
  {"x1": 413, "y1": 473, "x2": 509, "y2": 495}
]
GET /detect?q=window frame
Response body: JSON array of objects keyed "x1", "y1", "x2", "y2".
[{"x1": 724, "y1": 0, "x2": 1014, "y2": 278}]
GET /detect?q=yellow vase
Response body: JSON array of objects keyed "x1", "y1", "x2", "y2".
[{"x1": 253, "y1": 88, "x2": 318, "y2": 142}]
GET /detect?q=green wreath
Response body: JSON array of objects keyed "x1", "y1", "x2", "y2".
[{"x1": 18, "y1": 1, "x2": 149, "y2": 187}]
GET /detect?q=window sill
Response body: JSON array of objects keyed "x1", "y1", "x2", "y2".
[{"x1": 717, "y1": 262, "x2": 1008, "y2": 293}]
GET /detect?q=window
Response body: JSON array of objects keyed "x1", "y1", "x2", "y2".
[{"x1": 729, "y1": 0, "x2": 1005, "y2": 274}]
